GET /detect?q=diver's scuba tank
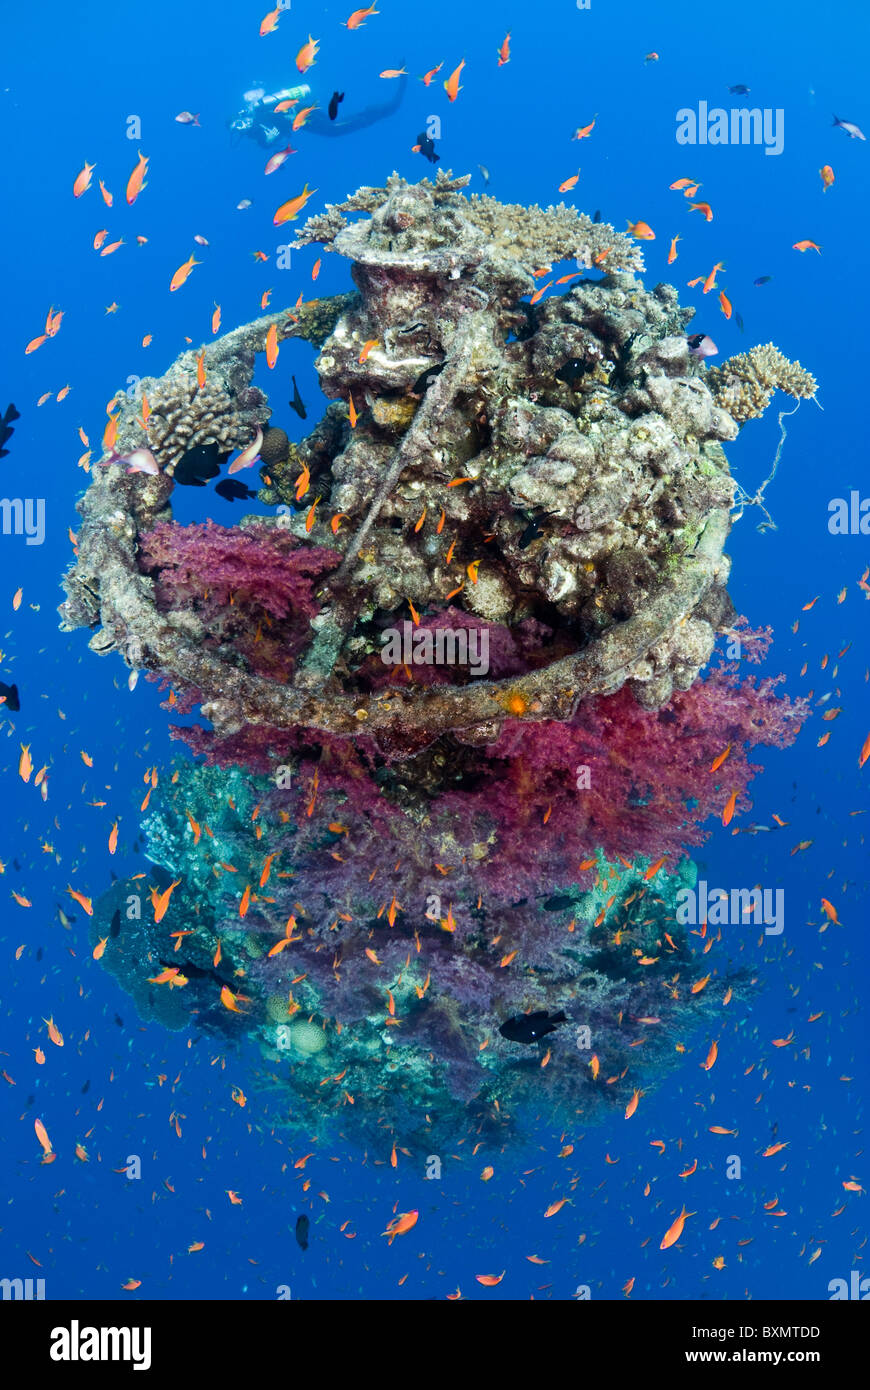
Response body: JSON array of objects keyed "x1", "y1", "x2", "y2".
[
  {"x1": 229, "y1": 83, "x2": 312, "y2": 142},
  {"x1": 260, "y1": 84, "x2": 311, "y2": 109}
]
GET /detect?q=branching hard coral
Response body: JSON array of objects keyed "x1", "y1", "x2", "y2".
[
  {"x1": 706, "y1": 342, "x2": 818, "y2": 424},
  {"x1": 295, "y1": 168, "x2": 644, "y2": 274}
]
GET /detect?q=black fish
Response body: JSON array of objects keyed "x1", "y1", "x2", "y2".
[
  {"x1": 592, "y1": 209, "x2": 601, "y2": 223},
  {"x1": 415, "y1": 131, "x2": 440, "y2": 165},
  {"x1": 499, "y1": 1009, "x2": 567, "y2": 1045},
  {"x1": 174, "y1": 442, "x2": 226, "y2": 487},
  {"x1": 0, "y1": 403, "x2": 20, "y2": 459},
  {"x1": 728, "y1": 84, "x2": 750, "y2": 95},
  {"x1": 519, "y1": 510, "x2": 558, "y2": 549},
  {"x1": 753, "y1": 275, "x2": 772, "y2": 286},
  {"x1": 215, "y1": 478, "x2": 257, "y2": 502},
  {"x1": 109, "y1": 908, "x2": 122, "y2": 939},
  {"x1": 328, "y1": 91, "x2": 345, "y2": 122},
  {"x1": 114, "y1": 1013, "x2": 124, "y2": 1028},
  {"x1": 81, "y1": 1079, "x2": 90, "y2": 1094},
  {"x1": 555, "y1": 357, "x2": 588, "y2": 388},
  {"x1": 295, "y1": 1214, "x2": 310, "y2": 1250},
  {"x1": 289, "y1": 375, "x2": 307, "y2": 419},
  {"x1": 543, "y1": 893, "x2": 576, "y2": 911},
  {"x1": 0, "y1": 681, "x2": 20, "y2": 712},
  {"x1": 36, "y1": 947, "x2": 43, "y2": 962},
  {"x1": 412, "y1": 362, "x2": 444, "y2": 395}
]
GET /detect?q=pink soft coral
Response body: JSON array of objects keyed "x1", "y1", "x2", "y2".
[{"x1": 139, "y1": 521, "x2": 340, "y2": 680}]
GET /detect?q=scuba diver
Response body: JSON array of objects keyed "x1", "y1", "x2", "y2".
[{"x1": 229, "y1": 74, "x2": 407, "y2": 148}]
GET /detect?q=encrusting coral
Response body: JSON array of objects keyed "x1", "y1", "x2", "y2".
[{"x1": 62, "y1": 173, "x2": 812, "y2": 1149}]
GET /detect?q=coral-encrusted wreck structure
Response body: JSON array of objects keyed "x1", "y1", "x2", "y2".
[{"x1": 62, "y1": 172, "x2": 811, "y2": 1148}]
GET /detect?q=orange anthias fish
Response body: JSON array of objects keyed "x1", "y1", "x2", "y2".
[
  {"x1": 292, "y1": 105, "x2": 318, "y2": 131},
  {"x1": 689, "y1": 201, "x2": 714, "y2": 221},
  {"x1": 793, "y1": 239, "x2": 822, "y2": 253},
  {"x1": 264, "y1": 144, "x2": 296, "y2": 175},
  {"x1": 34, "y1": 1117, "x2": 53, "y2": 1157},
  {"x1": 358, "y1": 338, "x2": 379, "y2": 364},
  {"x1": 44, "y1": 1016, "x2": 64, "y2": 1047},
  {"x1": 644, "y1": 855, "x2": 667, "y2": 880},
  {"x1": 667, "y1": 234, "x2": 681, "y2": 263},
  {"x1": 380, "y1": 67, "x2": 408, "y2": 79},
  {"x1": 220, "y1": 985, "x2": 250, "y2": 1013},
  {"x1": 227, "y1": 426, "x2": 263, "y2": 478},
  {"x1": 529, "y1": 280, "x2": 554, "y2": 305},
  {"x1": 66, "y1": 885, "x2": 93, "y2": 916},
  {"x1": 273, "y1": 184, "x2": 317, "y2": 225},
  {"x1": 125, "y1": 152, "x2": 149, "y2": 205},
  {"x1": 703, "y1": 261, "x2": 725, "y2": 293},
  {"x1": 660, "y1": 1205, "x2": 695, "y2": 1250},
  {"x1": 819, "y1": 164, "x2": 835, "y2": 191},
  {"x1": 820, "y1": 898, "x2": 839, "y2": 924},
  {"x1": 722, "y1": 788, "x2": 738, "y2": 826},
  {"x1": 710, "y1": 743, "x2": 731, "y2": 772},
  {"x1": 559, "y1": 172, "x2": 580, "y2": 193},
  {"x1": 444, "y1": 59, "x2": 466, "y2": 102},
  {"x1": 266, "y1": 322, "x2": 279, "y2": 368},
  {"x1": 497, "y1": 32, "x2": 511, "y2": 66},
  {"x1": 719, "y1": 289, "x2": 732, "y2": 319},
  {"x1": 259, "y1": 5, "x2": 281, "y2": 36},
  {"x1": 344, "y1": 3, "x2": 379, "y2": 27},
  {"x1": 626, "y1": 220, "x2": 655, "y2": 239},
  {"x1": 544, "y1": 1198, "x2": 570, "y2": 1217},
  {"x1": 150, "y1": 879, "x2": 181, "y2": 923},
  {"x1": 170, "y1": 255, "x2": 200, "y2": 292},
  {"x1": 296, "y1": 34, "x2": 320, "y2": 73},
  {"x1": 476, "y1": 1272, "x2": 505, "y2": 1286},
  {"x1": 148, "y1": 966, "x2": 182, "y2": 986},
  {"x1": 701, "y1": 1039, "x2": 718, "y2": 1071},
  {"x1": 382, "y1": 1209, "x2": 418, "y2": 1243},
  {"x1": 73, "y1": 161, "x2": 96, "y2": 198},
  {"x1": 18, "y1": 744, "x2": 33, "y2": 781},
  {"x1": 574, "y1": 116, "x2": 596, "y2": 140}
]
